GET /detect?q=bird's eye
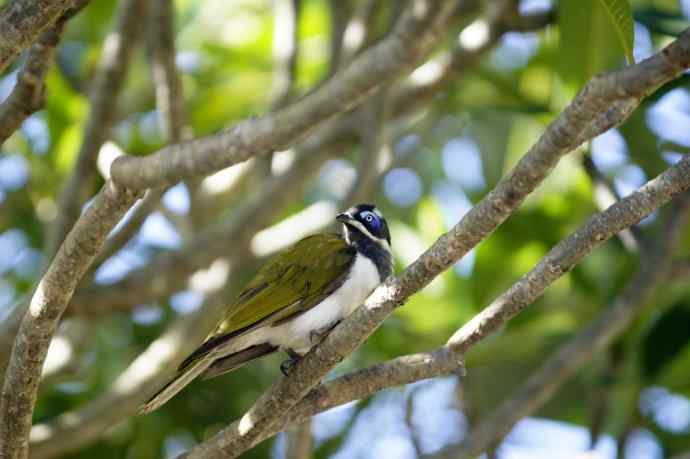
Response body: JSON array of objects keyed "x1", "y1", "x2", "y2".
[{"x1": 360, "y1": 211, "x2": 380, "y2": 230}]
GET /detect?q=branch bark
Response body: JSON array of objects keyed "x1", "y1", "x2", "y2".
[
  {"x1": 109, "y1": 0, "x2": 458, "y2": 190},
  {"x1": 583, "y1": 153, "x2": 643, "y2": 251},
  {"x1": 46, "y1": 0, "x2": 147, "y2": 257},
  {"x1": 69, "y1": 4, "x2": 552, "y2": 318},
  {"x1": 0, "y1": 0, "x2": 75, "y2": 72},
  {"x1": 29, "y1": 287, "x2": 232, "y2": 459},
  {"x1": 89, "y1": 0, "x2": 189, "y2": 269},
  {"x1": 0, "y1": 0, "x2": 88, "y2": 146},
  {"x1": 174, "y1": 29, "x2": 690, "y2": 458},
  {"x1": 451, "y1": 193, "x2": 690, "y2": 458},
  {"x1": 0, "y1": 182, "x2": 140, "y2": 459},
  {"x1": 285, "y1": 421, "x2": 313, "y2": 459},
  {"x1": 179, "y1": 144, "x2": 690, "y2": 459},
  {"x1": 72, "y1": 125, "x2": 347, "y2": 316}
]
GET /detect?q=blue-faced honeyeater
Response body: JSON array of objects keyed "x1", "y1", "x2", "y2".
[{"x1": 140, "y1": 204, "x2": 393, "y2": 413}]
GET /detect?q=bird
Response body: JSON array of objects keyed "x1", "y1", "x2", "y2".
[{"x1": 139, "y1": 203, "x2": 393, "y2": 414}]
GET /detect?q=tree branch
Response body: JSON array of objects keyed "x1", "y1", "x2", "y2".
[
  {"x1": 0, "y1": 182, "x2": 140, "y2": 459},
  {"x1": 0, "y1": 0, "x2": 75, "y2": 72},
  {"x1": 450, "y1": 193, "x2": 690, "y2": 458},
  {"x1": 0, "y1": 0, "x2": 88, "y2": 146},
  {"x1": 46, "y1": 0, "x2": 147, "y2": 257},
  {"x1": 583, "y1": 153, "x2": 643, "y2": 251},
  {"x1": 256, "y1": 0, "x2": 301, "y2": 180},
  {"x1": 174, "y1": 29, "x2": 690, "y2": 458},
  {"x1": 71, "y1": 124, "x2": 348, "y2": 316},
  {"x1": 89, "y1": 0, "x2": 189, "y2": 270},
  {"x1": 148, "y1": 0, "x2": 186, "y2": 144},
  {"x1": 68, "y1": 4, "x2": 554, "y2": 318},
  {"x1": 29, "y1": 287, "x2": 232, "y2": 459},
  {"x1": 181, "y1": 150, "x2": 690, "y2": 458},
  {"x1": 109, "y1": 0, "x2": 458, "y2": 190},
  {"x1": 269, "y1": 0, "x2": 301, "y2": 111},
  {"x1": 285, "y1": 421, "x2": 313, "y2": 459}
]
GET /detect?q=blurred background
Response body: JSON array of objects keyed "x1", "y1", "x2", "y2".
[{"x1": 1, "y1": 0, "x2": 690, "y2": 458}]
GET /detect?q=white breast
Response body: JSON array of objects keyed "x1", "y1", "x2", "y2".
[{"x1": 270, "y1": 253, "x2": 381, "y2": 354}]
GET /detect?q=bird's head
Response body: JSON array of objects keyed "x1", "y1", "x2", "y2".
[{"x1": 336, "y1": 204, "x2": 391, "y2": 251}]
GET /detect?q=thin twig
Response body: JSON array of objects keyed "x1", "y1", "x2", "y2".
[
  {"x1": 89, "y1": 0, "x2": 189, "y2": 270},
  {"x1": 175, "y1": 30, "x2": 690, "y2": 458},
  {"x1": 285, "y1": 421, "x2": 313, "y2": 459},
  {"x1": 342, "y1": 88, "x2": 390, "y2": 207},
  {"x1": 256, "y1": 0, "x2": 302, "y2": 180},
  {"x1": 109, "y1": 0, "x2": 458, "y2": 190},
  {"x1": 583, "y1": 153, "x2": 643, "y2": 251},
  {"x1": 29, "y1": 285, "x2": 234, "y2": 459},
  {"x1": 182, "y1": 153, "x2": 690, "y2": 458},
  {"x1": 0, "y1": 0, "x2": 89, "y2": 146},
  {"x1": 46, "y1": 0, "x2": 147, "y2": 258},
  {"x1": 450, "y1": 193, "x2": 690, "y2": 458},
  {"x1": 148, "y1": 0, "x2": 186, "y2": 144},
  {"x1": 60, "y1": 4, "x2": 545, "y2": 319}
]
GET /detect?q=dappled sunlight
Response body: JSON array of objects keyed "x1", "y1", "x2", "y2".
[
  {"x1": 41, "y1": 333, "x2": 73, "y2": 378},
  {"x1": 200, "y1": 160, "x2": 255, "y2": 195},
  {"x1": 163, "y1": 184, "x2": 191, "y2": 215},
  {"x1": 500, "y1": 417, "x2": 617, "y2": 459},
  {"x1": 251, "y1": 201, "x2": 336, "y2": 257},
  {"x1": 112, "y1": 324, "x2": 188, "y2": 394},
  {"x1": 408, "y1": 52, "x2": 451, "y2": 87},
  {"x1": 189, "y1": 258, "x2": 231, "y2": 294},
  {"x1": 238, "y1": 412, "x2": 255, "y2": 436},
  {"x1": 3, "y1": 1, "x2": 690, "y2": 458},
  {"x1": 271, "y1": 149, "x2": 296, "y2": 176},
  {"x1": 459, "y1": 19, "x2": 490, "y2": 52},
  {"x1": 96, "y1": 141, "x2": 125, "y2": 180},
  {"x1": 29, "y1": 423, "x2": 54, "y2": 444}
]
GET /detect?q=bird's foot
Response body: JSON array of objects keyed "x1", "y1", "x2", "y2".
[
  {"x1": 309, "y1": 320, "x2": 340, "y2": 346},
  {"x1": 281, "y1": 349, "x2": 302, "y2": 376}
]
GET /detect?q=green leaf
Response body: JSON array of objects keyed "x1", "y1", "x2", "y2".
[
  {"x1": 596, "y1": 0, "x2": 635, "y2": 64},
  {"x1": 641, "y1": 302, "x2": 690, "y2": 381},
  {"x1": 558, "y1": 0, "x2": 635, "y2": 87}
]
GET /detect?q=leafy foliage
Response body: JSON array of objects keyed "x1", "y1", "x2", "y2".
[{"x1": 0, "y1": 0, "x2": 689, "y2": 458}]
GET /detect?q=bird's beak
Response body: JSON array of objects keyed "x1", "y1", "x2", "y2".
[{"x1": 336, "y1": 212, "x2": 353, "y2": 224}]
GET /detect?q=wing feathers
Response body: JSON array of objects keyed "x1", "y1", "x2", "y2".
[
  {"x1": 139, "y1": 356, "x2": 214, "y2": 415},
  {"x1": 139, "y1": 233, "x2": 356, "y2": 414}
]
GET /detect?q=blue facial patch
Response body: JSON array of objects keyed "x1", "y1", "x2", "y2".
[{"x1": 359, "y1": 210, "x2": 381, "y2": 232}]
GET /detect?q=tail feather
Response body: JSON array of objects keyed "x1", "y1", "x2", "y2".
[
  {"x1": 139, "y1": 357, "x2": 214, "y2": 415},
  {"x1": 201, "y1": 343, "x2": 277, "y2": 380}
]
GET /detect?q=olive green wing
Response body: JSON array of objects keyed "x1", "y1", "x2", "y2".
[{"x1": 179, "y1": 233, "x2": 355, "y2": 370}]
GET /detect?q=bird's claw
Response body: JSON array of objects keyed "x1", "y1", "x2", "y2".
[
  {"x1": 281, "y1": 348, "x2": 301, "y2": 376},
  {"x1": 280, "y1": 356, "x2": 299, "y2": 376}
]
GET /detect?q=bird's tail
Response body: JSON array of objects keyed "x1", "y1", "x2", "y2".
[{"x1": 138, "y1": 356, "x2": 214, "y2": 415}]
